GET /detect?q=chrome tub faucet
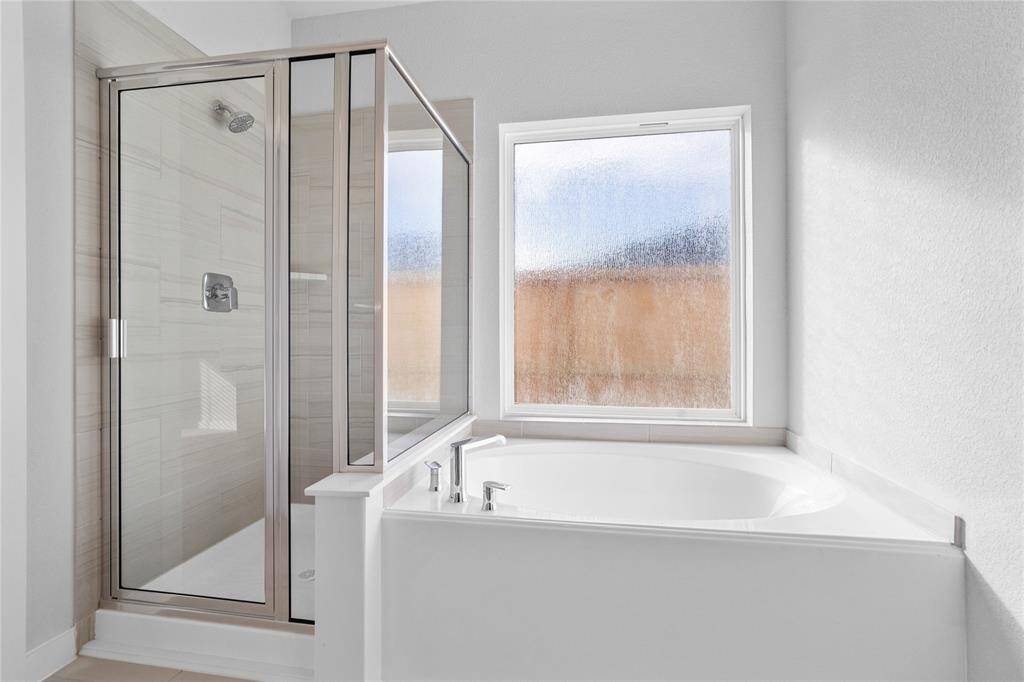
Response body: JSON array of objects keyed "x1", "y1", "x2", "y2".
[
  {"x1": 482, "y1": 481, "x2": 511, "y2": 511},
  {"x1": 448, "y1": 435, "x2": 507, "y2": 503}
]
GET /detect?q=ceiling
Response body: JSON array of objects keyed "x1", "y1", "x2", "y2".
[{"x1": 282, "y1": 1, "x2": 427, "y2": 20}]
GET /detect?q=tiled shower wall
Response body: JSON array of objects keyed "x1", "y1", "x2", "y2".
[
  {"x1": 117, "y1": 77, "x2": 268, "y2": 590},
  {"x1": 347, "y1": 105, "x2": 377, "y2": 464},
  {"x1": 78, "y1": 0, "x2": 268, "y2": 610},
  {"x1": 74, "y1": 0, "x2": 204, "y2": 645},
  {"x1": 290, "y1": 112, "x2": 335, "y2": 501}
]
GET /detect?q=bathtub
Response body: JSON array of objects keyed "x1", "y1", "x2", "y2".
[
  {"x1": 393, "y1": 439, "x2": 941, "y2": 541},
  {"x1": 383, "y1": 439, "x2": 965, "y2": 680}
]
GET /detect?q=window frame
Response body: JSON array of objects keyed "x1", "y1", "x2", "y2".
[{"x1": 498, "y1": 106, "x2": 752, "y2": 424}]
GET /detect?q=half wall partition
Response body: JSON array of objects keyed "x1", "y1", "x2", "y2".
[{"x1": 98, "y1": 42, "x2": 471, "y2": 624}]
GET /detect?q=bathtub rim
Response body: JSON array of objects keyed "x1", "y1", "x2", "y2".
[{"x1": 383, "y1": 506, "x2": 960, "y2": 555}]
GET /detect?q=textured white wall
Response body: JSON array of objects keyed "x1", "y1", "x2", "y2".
[
  {"x1": 292, "y1": 1, "x2": 789, "y2": 426},
  {"x1": 786, "y1": 2, "x2": 1024, "y2": 676}
]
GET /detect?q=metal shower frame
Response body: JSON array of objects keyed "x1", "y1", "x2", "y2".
[{"x1": 98, "y1": 40, "x2": 473, "y2": 624}]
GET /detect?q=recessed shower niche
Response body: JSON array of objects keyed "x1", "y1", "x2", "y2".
[{"x1": 99, "y1": 44, "x2": 471, "y2": 624}]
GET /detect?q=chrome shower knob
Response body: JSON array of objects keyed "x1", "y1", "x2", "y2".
[{"x1": 425, "y1": 460, "x2": 442, "y2": 492}]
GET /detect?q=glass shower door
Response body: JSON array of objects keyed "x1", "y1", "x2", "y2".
[{"x1": 112, "y1": 68, "x2": 274, "y2": 610}]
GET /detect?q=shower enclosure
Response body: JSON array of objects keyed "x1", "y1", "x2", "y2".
[{"x1": 98, "y1": 42, "x2": 471, "y2": 624}]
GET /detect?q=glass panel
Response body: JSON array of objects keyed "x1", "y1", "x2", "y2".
[
  {"x1": 289, "y1": 56, "x2": 334, "y2": 622},
  {"x1": 118, "y1": 76, "x2": 267, "y2": 602},
  {"x1": 347, "y1": 53, "x2": 377, "y2": 467},
  {"x1": 513, "y1": 130, "x2": 732, "y2": 409},
  {"x1": 385, "y1": 62, "x2": 470, "y2": 461}
]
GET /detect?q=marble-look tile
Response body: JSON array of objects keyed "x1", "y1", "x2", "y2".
[
  {"x1": 112, "y1": 75, "x2": 268, "y2": 586},
  {"x1": 74, "y1": 0, "x2": 208, "y2": 624},
  {"x1": 290, "y1": 112, "x2": 336, "y2": 498}
]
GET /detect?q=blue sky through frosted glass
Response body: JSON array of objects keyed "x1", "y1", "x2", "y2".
[
  {"x1": 388, "y1": 149, "x2": 443, "y2": 271},
  {"x1": 514, "y1": 130, "x2": 732, "y2": 272}
]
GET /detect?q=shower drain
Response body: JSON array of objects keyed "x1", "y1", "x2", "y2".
[{"x1": 298, "y1": 568, "x2": 316, "y2": 582}]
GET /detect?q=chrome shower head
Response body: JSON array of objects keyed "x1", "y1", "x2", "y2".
[
  {"x1": 213, "y1": 100, "x2": 255, "y2": 134},
  {"x1": 227, "y1": 110, "x2": 255, "y2": 133}
]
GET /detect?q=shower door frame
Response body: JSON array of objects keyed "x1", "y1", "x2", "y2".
[{"x1": 101, "y1": 59, "x2": 286, "y2": 619}]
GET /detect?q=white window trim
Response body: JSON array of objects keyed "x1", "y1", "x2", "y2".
[{"x1": 498, "y1": 106, "x2": 753, "y2": 425}]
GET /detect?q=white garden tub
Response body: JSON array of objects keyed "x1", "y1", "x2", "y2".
[
  {"x1": 392, "y1": 439, "x2": 940, "y2": 541},
  {"x1": 383, "y1": 439, "x2": 964, "y2": 680}
]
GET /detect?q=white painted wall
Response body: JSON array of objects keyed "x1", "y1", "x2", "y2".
[
  {"x1": 292, "y1": 1, "x2": 789, "y2": 427},
  {"x1": 135, "y1": 1, "x2": 292, "y2": 55},
  {"x1": 1, "y1": 0, "x2": 30, "y2": 676},
  {"x1": 1, "y1": 0, "x2": 77, "y2": 675},
  {"x1": 22, "y1": 0, "x2": 75, "y2": 655},
  {"x1": 786, "y1": 2, "x2": 1024, "y2": 677},
  {"x1": 3, "y1": 0, "x2": 83, "y2": 675}
]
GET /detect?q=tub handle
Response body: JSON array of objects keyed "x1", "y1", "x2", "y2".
[
  {"x1": 482, "y1": 481, "x2": 511, "y2": 511},
  {"x1": 425, "y1": 461, "x2": 442, "y2": 492}
]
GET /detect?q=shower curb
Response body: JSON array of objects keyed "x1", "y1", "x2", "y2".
[{"x1": 81, "y1": 610, "x2": 313, "y2": 682}]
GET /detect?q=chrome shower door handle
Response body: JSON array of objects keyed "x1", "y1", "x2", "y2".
[
  {"x1": 482, "y1": 481, "x2": 511, "y2": 511},
  {"x1": 202, "y1": 272, "x2": 238, "y2": 312},
  {"x1": 107, "y1": 318, "x2": 127, "y2": 359}
]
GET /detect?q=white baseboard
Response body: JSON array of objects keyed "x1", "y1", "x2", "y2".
[
  {"x1": 785, "y1": 430, "x2": 963, "y2": 547},
  {"x1": 25, "y1": 627, "x2": 76, "y2": 682},
  {"x1": 81, "y1": 610, "x2": 313, "y2": 682}
]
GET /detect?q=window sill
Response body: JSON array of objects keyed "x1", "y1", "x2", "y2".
[
  {"x1": 499, "y1": 410, "x2": 747, "y2": 426},
  {"x1": 475, "y1": 417, "x2": 784, "y2": 446}
]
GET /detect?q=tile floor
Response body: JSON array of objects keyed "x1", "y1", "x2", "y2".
[{"x1": 47, "y1": 656, "x2": 251, "y2": 682}]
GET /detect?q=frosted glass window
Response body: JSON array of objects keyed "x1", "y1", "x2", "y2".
[
  {"x1": 512, "y1": 129, "x2": 734, "y2": 411},
  {"x1": 388, "y1": 150, "x2": 443, "y2": 274},
  {"x1": 388, "y1": 149, "x2": 443, "y2": 410}
]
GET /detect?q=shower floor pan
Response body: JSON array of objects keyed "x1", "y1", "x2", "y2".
[{"x1": 140, "y1": 503, "x2": 315, "y2": 620}]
